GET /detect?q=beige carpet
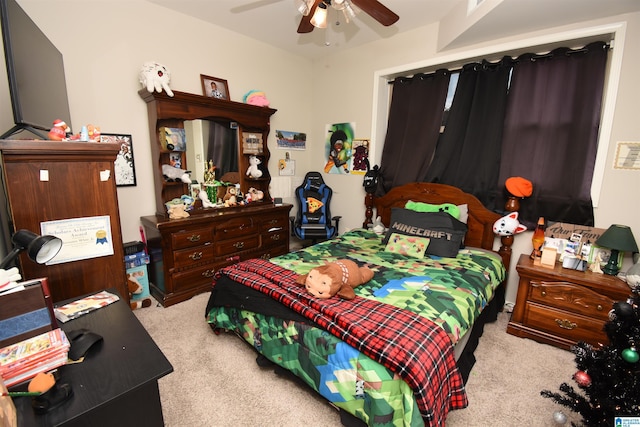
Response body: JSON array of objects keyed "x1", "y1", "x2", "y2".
[{"x1": 134, "y1": 293, "x2": 582, "y2": 426}]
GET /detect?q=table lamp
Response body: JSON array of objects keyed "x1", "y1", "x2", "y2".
[
  {"x1": 0, "y1": 229, "x2": 63, "y2": 269},
  {"x1": 595, "y1": 224, "x2": 638, "y2": 276}
]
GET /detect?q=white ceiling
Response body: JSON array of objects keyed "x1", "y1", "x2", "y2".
[{"x1": 145, "y1": 0, "x2": 640, "y2": 60}]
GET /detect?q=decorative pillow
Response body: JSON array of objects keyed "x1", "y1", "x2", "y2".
[
  {"x1": 383, "y1": 208, "x2": 468, "y2": 257},
  {"x1": 384, "y1": 233, "x2": 430, "y2": 259},
  {"x1": 404, "y1": 201, "x2": 460, "y2": 219}
]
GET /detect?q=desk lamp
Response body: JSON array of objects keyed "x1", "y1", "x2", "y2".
[
  {"x1": 0, "y1": 229, "x2": 63, "y2": 269},
  {"x1": 595, "y1": 225, "x2": 638, "y2": 276}
]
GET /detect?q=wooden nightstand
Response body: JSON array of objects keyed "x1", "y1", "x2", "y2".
[{"x1": 507, "y1": 254, "x2": 632, "y2": 350}]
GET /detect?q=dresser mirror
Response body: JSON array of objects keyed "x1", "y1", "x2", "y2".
[{"x1": 184, "y1": 119, "x2": 239, "y2": 183}]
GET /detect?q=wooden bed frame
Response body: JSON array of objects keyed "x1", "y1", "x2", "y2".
[{"x1": 367, "y1": 182, "x2": 515, "y2": 271}]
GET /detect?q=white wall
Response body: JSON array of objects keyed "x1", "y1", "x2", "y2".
[
  {"x1": 2, "y1": 1, "x2": 639, "y2": 304},
  {"x1": 0, "y1": 0, "x2": 313, "y2": 243}
]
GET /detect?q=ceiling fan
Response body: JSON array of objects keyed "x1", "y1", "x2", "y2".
[{"x1": 296, "y1": 0, "x2": 399, "y2": 34}]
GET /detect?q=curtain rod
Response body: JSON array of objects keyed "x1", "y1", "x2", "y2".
[{"x1": 389, "y1": 42, "x2": 611, "y2": 84}]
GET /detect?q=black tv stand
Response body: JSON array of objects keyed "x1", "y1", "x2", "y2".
[{"x1": 1, "y1": 124, "x2": 47, "y2": 140}]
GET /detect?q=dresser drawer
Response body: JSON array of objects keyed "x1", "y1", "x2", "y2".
[
  {"x1": 529, "y1": 281, "x2": 614, "y2": 321},
  {"x1": 171, "y1": 228, "x2": 213, "y2": 249},
  {"x1": 215, "y1": 217, "x2": 258, "y2": 239},
  {"x1": 215, "y1": 235, "x2": 260, "y2": 257},
  {"x1": 171, "y1": 263, "x2": 218, "y2": 293},
  {"x1": 262, "y1": 228, "x2": 288, "y2": 248},
  {"x1": 261, "y1": 214, "x2": 288, "y2": 232},
  {"x1": 524, "y1": 302, "x2": 608, "y2": 345},
  {"x1": 173, "y1": 243, "x2": 214, "y2": 268}
]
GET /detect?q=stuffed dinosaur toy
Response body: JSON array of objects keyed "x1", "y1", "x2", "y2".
[{"x1": 296, "y1": 259, "x2": 374, "y2": 300}]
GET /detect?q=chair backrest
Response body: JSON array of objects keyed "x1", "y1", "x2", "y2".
[{"x1": 293, "y1": 172, "x2": 335, "y2": 239}]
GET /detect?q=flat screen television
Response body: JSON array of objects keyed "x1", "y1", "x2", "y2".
[{"x1": 0, "y1": 0, "x2": 72, "y2": 139}]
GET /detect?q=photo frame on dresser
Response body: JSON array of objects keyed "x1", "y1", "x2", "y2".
[
  {"x1": 100, "y1": 133, "x2": 137, "y2": 187},
  {"x1": 200, "y1": 74, "x2": 229, "y2": 100}
]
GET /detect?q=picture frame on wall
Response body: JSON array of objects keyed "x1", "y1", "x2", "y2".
[
  {"x1": 100, "y1": 133, "x2": 137, "y2": 187},
  {"x1": 200, "y1": 74, "x2": 230, "y2": 100}
]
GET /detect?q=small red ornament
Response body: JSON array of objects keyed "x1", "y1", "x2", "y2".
[{"x1": 574, "y1": 370, "x2": 591, "y2": 387}]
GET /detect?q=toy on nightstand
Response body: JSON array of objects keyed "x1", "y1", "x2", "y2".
[{"x1": 48, "y1": 120, "x2": 69, "y2": 141}]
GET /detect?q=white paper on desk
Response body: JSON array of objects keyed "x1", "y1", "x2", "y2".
[{"x1": 41, "y1": 215, "x2": 114, "y2": 265}]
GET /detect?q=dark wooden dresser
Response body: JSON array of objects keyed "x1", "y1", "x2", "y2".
[
  {"x1": 507, "y1": 254, "x2": 632, "y2": 350},
  {"x1": 141, "y1": 203, "x2": 292, "y2": 307}
]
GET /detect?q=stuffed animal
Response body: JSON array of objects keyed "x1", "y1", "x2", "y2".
[
  {"x1": 198, "y1": 187, "x2": 216, "y2": 208},
  {"x1": 139, "y1": 61, "x2": 174, "y2": 97},
  {"x1": 0, "y1": 267, "x2": 21, "y2": 293},
  {"x1": 492, "y1": 212, "x2": 527, "y2": 236},
  {"x1": 48, "y1": 119, "x2": 69, "y2": 141},
  {"x1": 296, "y1": 259, "x2": 374, "y2": 300},
  {"x1": 246, "y1": 155, "x2": 263, "y2": 179},
  {"x1": 162, "y1": 164, "x2": 192, "y2": 184},
  {"x1": 245, "y1": 187, "x2": 264, "y2": 203},
  {"x1": 128, "y1": 275, "x2": 152, "y2": 310},
  {"x1": 243, "y1": 90, "x2": 270, "y2": 107},
  {"x1": 223, "y1": 186, "x2": 238, "y2": 207},
  {"x1": 166, "y1": 202, "x2": 190, "y2": 219},
  {"x1": 404, "y1": 200, "x2": 461, "y2": 220}
]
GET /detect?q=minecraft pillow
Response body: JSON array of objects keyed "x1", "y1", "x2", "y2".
[{"x1": 383, "y1": 208, "x2": 467, "y2": 257}]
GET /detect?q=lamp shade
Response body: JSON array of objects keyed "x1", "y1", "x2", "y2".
[
  {"x1": 595, "y1": 225, "x2": 638, "y2": 253},
  {"x1": 595, "y1": 224, "x2": 638, "y2": 276},
  {"x1": 310, "y1": 1, "x2": 328, "y2": 28},
  {"x1": 0, "y1": 230, "x2": 63, "y2": 269}
]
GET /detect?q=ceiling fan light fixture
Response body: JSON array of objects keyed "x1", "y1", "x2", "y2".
[{"x1": 310, "y1": 1, "x2": 328, "y2": 28}]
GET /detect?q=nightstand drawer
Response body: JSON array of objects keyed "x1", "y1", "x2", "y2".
[
  {"x1": 529, "y1": 281, "x2": 615, "y2": 321},
  {"x1": 524, "y1": 303, "x2": 608, "y2": 345}
]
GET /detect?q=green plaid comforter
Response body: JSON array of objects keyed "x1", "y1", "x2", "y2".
[{"x1": 207, "y1": 229, "x2": 506, "y2": 426}]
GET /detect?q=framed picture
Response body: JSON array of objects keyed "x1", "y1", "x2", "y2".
[
  {"x1": 200, "y1": 74, "x2": 229, "y2": 100},
  {"x1": 100, "y1": 133, "x2": 137, "y2": 187}
]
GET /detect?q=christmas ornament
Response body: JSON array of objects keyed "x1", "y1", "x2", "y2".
[
  {"x1": 574, "y1": 370, "x2": 592, "y2": 387},
  {"x1": 553, "y1": 410, "x2": 568, "y2": 424},
  {"x1": 613, "y1": 301, "x2": 634, "y2": 319},
  {"x1": 621, "y1": 347, "x2": 639, "y2": 363}
]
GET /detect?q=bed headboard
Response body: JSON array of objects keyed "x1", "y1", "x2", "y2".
[{"x1": 371, "y1": 183, "x2": 512, "y2": 269}]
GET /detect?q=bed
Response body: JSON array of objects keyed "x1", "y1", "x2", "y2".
[{"x1": 205, "y1": 182, "x2": 513, "y2": 427}]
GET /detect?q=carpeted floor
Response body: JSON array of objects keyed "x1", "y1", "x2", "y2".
[{"x1": 134, "y1": 292, "x2": 582, "y2": 426}]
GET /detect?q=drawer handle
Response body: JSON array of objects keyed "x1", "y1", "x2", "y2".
[
  {"x1": 541, "y1": 291, "x2": 546, "y2": 297},
  {"x1": 261, "y1": 253, "x2": 271, "y2": 259},
  {"x1": 597, "y1": 305, "x2": 603, "y2": 311},
  {"x1": 189, "y1": 252, "x2": 203, "y2": 260},
  {"x1": 555, "y1": 318, "x2": 577, "y2": 330},
  {"x1": 202, "y1": 269, "x2": 215, "y2": 278},
  {"x1": 233, "y1": 241, "x2": 245, "y2": 249},
  {"x1": 270, "y1": 234, "x2": 280, "y2": 241},
  {"x1": 188, "y1": 234, "x2": 201, "y2": 242}
]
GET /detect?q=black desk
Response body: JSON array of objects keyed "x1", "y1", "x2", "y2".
[{"x1": 13, "y1": 290, "x2": 173, "y2": 426}]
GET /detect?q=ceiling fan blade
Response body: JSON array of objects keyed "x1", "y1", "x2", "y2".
[
  {"x1": 297, "y1": 0, "x2": 321, "y2": 33},
  {"x1": 350, "y1": 0, "x2": 399, "y2": 26},
  {"x1": 230, "y1": 0, "x2": 283, "y2": 14}
]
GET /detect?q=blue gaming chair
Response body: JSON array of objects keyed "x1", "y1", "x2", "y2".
[{"x1": 290, "y1": 172, "x2": 341, "y2": 245}]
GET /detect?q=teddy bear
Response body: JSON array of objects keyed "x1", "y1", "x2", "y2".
[
  {"x1": 246, "y1": 155, "x2": 263, "y2": 179},
  {"x1": 295, "y1": 259, "x2": 374, "y2": 300},
  {"x1": 139, "y1": 61, "x2": 174, "y2": 97},
  {"x1": 128, "y1": 275, "x2": 152, "y2": 310}
]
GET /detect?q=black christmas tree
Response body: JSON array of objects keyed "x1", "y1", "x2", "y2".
[{"x1": 541, "y1": 286, "x2": 640, "y2": 426}]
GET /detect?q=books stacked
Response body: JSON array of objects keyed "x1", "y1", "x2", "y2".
[
  {"x1": 54, "y1": 291, "x2": 120, "y2": 323},
  {"x1": 0, "y1": 329, "x2": 69, "y2": 387}
]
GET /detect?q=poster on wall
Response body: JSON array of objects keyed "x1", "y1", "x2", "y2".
[
  {"x1": 324, "y1": 122, "x2": 355, "y2": 174},
  {"x1": 276, "y1": 130, "x2": 306, "y2": 150},
  {"x1": 350, "y1": 139, "x2": 370, "y2": 175}
]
